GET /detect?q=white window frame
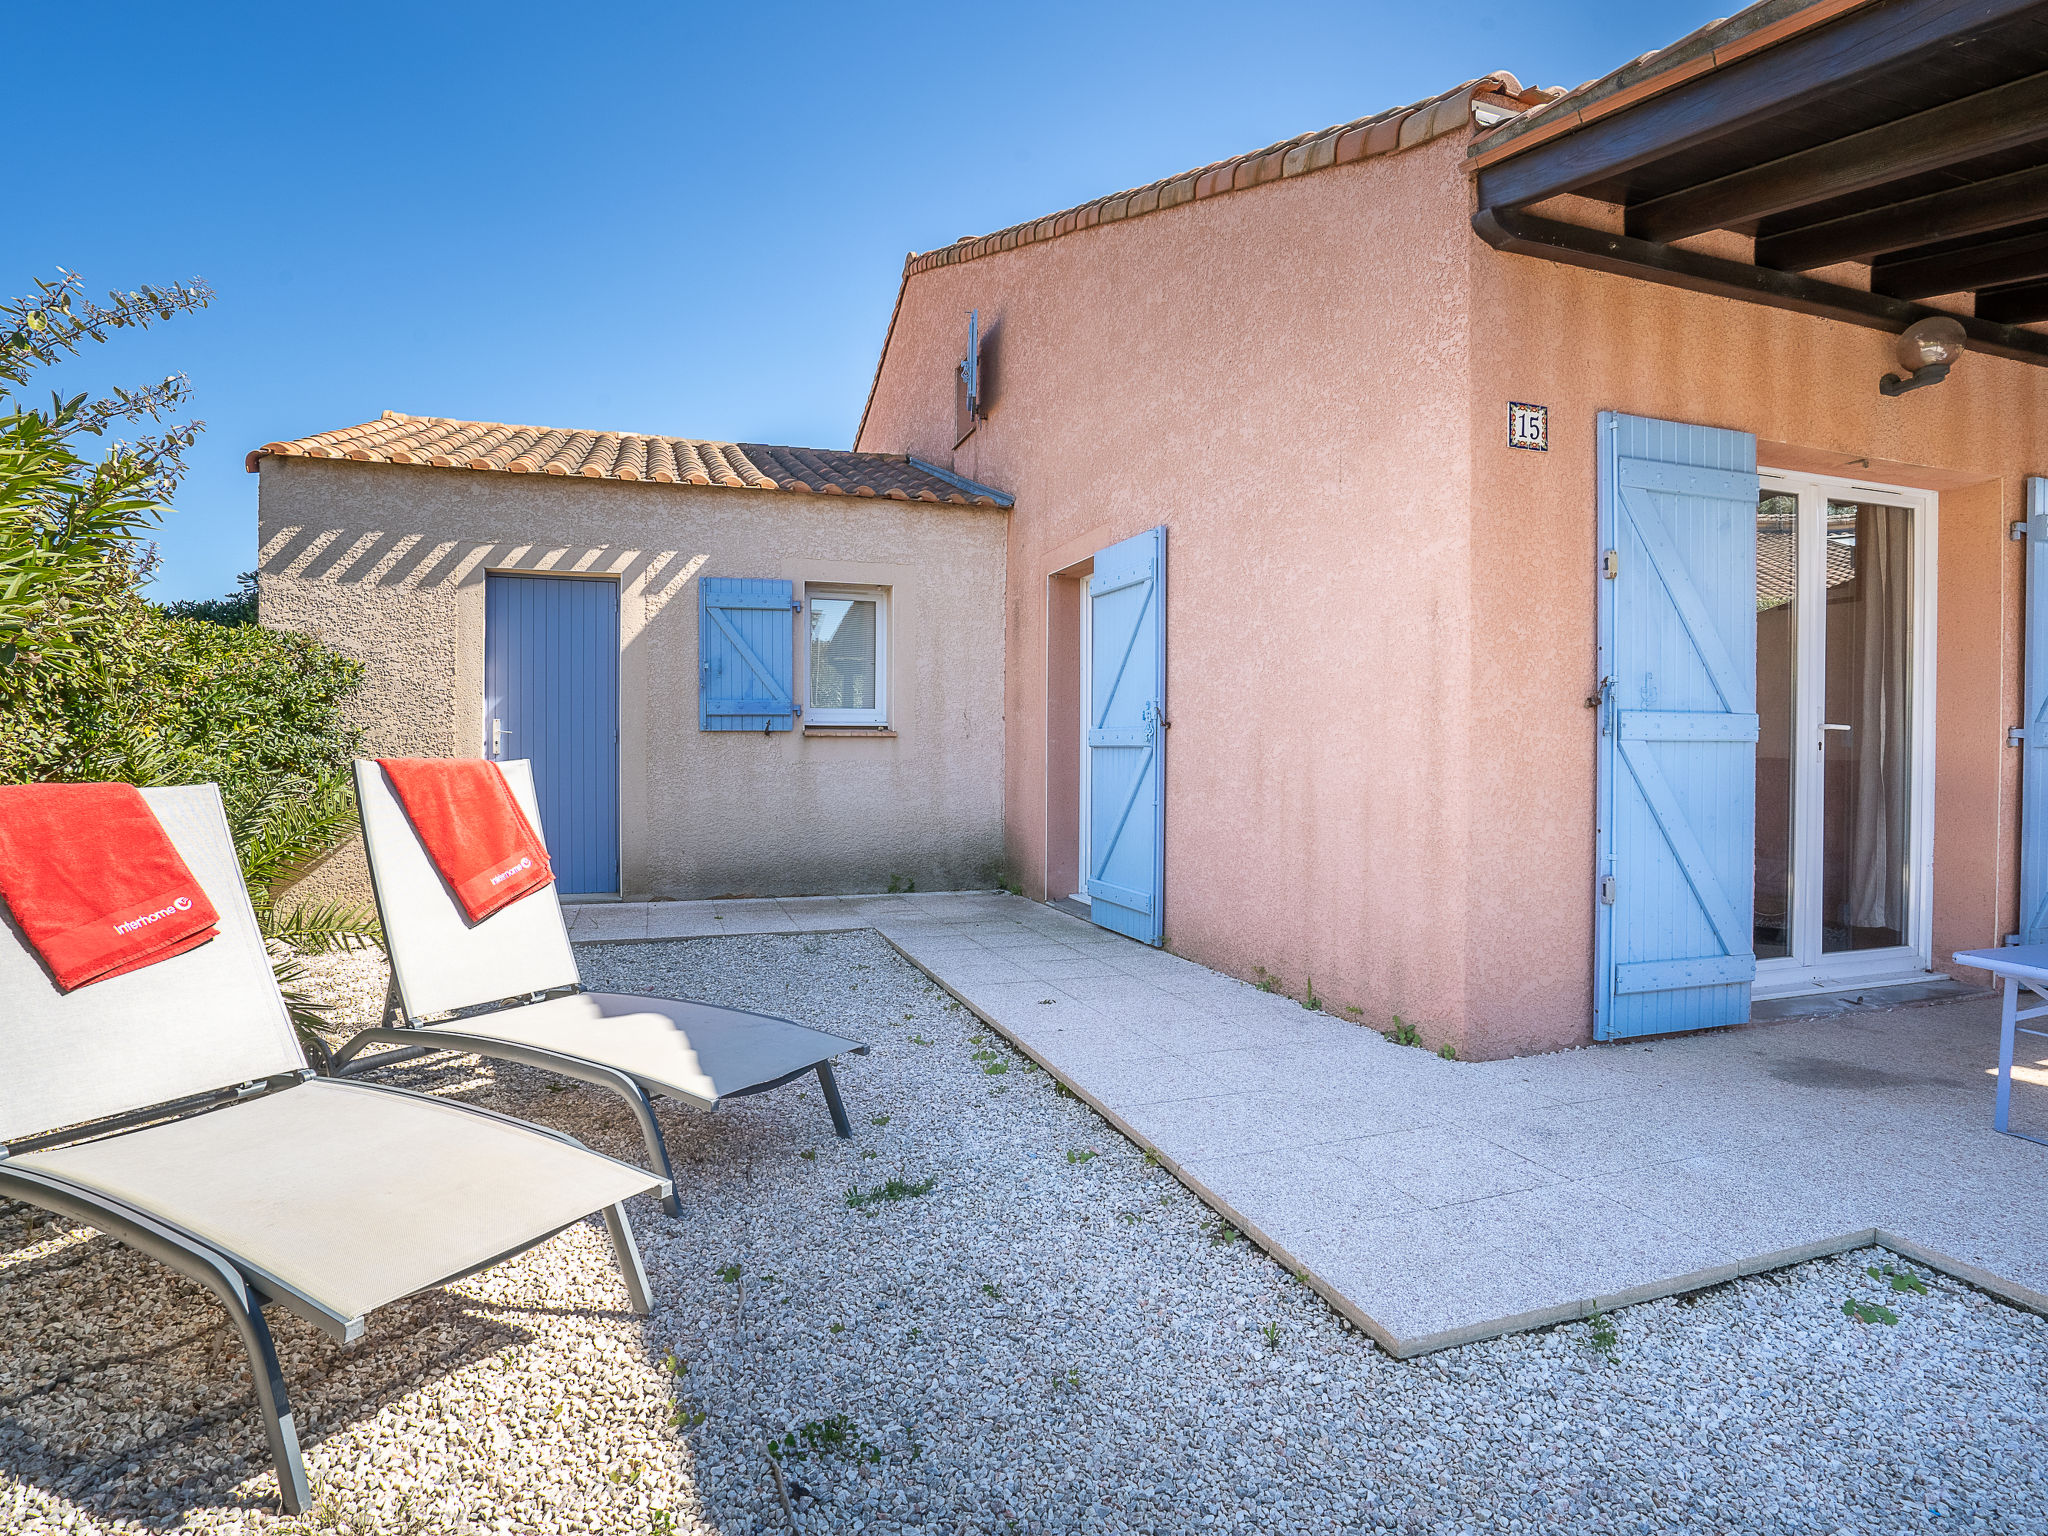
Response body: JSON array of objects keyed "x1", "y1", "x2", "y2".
[
  {"x1": 804, "y1": 585, "x2": 889, "y2": 727},
  {"x1": 1752, "y1": 468, "x2": 1939, "y2": 999}
]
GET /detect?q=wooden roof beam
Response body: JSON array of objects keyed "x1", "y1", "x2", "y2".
[
  {"x1": 1756, "y1": 160, "x2": 2048, "y2": 271},
  {"x1": 1629, "y1": 69, "x2": 2048, "y2": 244},
  {"x1": 1471, "y1": 204, "x2": 2048, "y2": 367},
  {"x1": 1975, "y1": 277, "x2": 2048, "y2": 322},
  {"x1": 1473, "y1": 0, "x2": 2048, "y2": 212},
  {"x1": 1871, "y1": 224, "x2": 2048, "y2": 298}
]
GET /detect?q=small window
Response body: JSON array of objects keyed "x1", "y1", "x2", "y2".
[{"x1": 805, "y1": 586, "x2": 888, "y2": 726}]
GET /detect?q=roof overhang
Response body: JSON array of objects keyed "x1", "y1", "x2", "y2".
[{"x1": 1469, "y1": 0, "x2": 2048, "y2": 368}]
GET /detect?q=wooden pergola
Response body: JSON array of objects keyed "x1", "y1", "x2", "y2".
[{"x1": 1471, "y1": 0, "x2": 2048, "y2": 366}]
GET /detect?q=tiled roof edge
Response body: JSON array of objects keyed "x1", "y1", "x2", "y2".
[
  {"x1": 247, "y1": 413, "x2": 1013, "y2": 508},
  {"x1": 1469, "y1": 0, "x2": 1875, "y2": 167},
  {"x1": 906, "y1": 456, "x2": 1015, "y2": 509},
  {"x1": 900, "y1": 73, "x2": 1559, "y2": 281}
]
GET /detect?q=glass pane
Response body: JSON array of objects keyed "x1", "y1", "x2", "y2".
[
  {"x1": 1820, "y1": 501, "x2": 1912, "y2": 953},
  {"x1": 809, "y1": 597, "x2": 877, "y2": 710},
  {"x1": 1754, "y1": 492, "x2": 1798, "y2": 960}
]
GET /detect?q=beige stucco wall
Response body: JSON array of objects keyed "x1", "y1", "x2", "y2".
[
  {"x1": 859, "y1": 123, "x2": 2048, "y2": 1060},
  {"x1": 258, "y1": 458, "x2": 1008, "y2": 902}
]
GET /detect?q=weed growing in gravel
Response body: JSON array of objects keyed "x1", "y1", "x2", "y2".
[
  {"x1": 1438, "y1": 1043, "x2": 1458, "y2": 1060},
  {"x1": 649, "y1": 1511, "x2": 677, "y2": 1536},
  {"x1": 845, "y1": 1175, "x2": 938, "y2": 1208},
  {"x1": 1584, "y1": 1309, "x2": 1619, "y2": 1357},
  {"x1": 1843, "y1": 1298, "x2": 1900, "y2": 1325},
  {"x1": 911, "y1": 1034, "x2": 934, "y2": 1046},
  {"x1": 546, "y1": 1082, "x2": 567, "y2": 1093},
  {"x1": 871, "y1": 1114, "x2": 891, "y2": 1126},
  {"x1": 1053, "y1": 1367, "x2": 1082, "y2": 1390},
  {"x1": 799, "y1": 1149, "x2": 817, "y2": 1160},
  {"x1": 1868, "y1": 1262, "x2": 1929, "y2": 1295},
  {"x1": 862, "y1": 1149, "x2": 879, "y2": 1158},
  {"x1": 1055, "y1": 1079, "x2": 1079, "y2": 1098},
  {"x1": 886, "y1": 874, "x2": 917, "y2": 894},
  {"x1": 662, "y1": 1352, "x2": 688, "y2": 1377},
  {"x1": 1143, "y1": 1148, "x2": 1161, "y2": 1165},
  {"x1": 1262, "y1": 1321, "x2": 1281, "y2": 1349},
  {"x1": 1303, "y1": 977, "x2": 1322, "y2": 1011},
  {"x1": 982, "y1": 1281, "x2": 1003, "y2": 1299},
  {"x1": 1119, "y1": 1211, "x2": 1143, "y2": 1225},
  {"x1": 908, "y1": 1326, "x2": 923, "y2": 1342},
  {"x1": 717, "y1": 1264, "x2": 743, "y2": 1284},
  {"x1": 1203, "y1": 1219, "x2": 1241, "y2": 1246},
  {"x1": 982, "y1": 1058, "x2": 1010, "y2": 1075},
  {"x1": 829, "y1": 1321, "x2": 845, "y2": 1334},
  {"x1": 668, "y1": 1406, "x2": 706, "y2": 1431},
  {"x1": 1066, "y1": 1148, "x2": 1098, "y2": 1164},
  {"x1": 1389, "y1": 1017, "x2": 1421, "y2": 1047},
  {"x1": 769, "y1": 1413, "x2": 884, "y2": 1466},
  {"x1": 1253, "y1": 966, "x2": 1281, "y2": 993},
  {"x1": 606, "y1": 1461, "x2": 645, "y2": 1484}
]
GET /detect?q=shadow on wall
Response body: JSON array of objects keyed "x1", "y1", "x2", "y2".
[{"x1": 258, "y1": 522, "x2": 707, "y2": 609}]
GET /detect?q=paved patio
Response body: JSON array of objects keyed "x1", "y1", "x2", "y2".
[{"x1": 567, "y1": 891, "x2": 2048, "y2": 1356}]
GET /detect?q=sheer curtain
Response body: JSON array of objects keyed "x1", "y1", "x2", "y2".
[{"x1": 1845, "y1": 503, "x2": 1911, "y2": 934}]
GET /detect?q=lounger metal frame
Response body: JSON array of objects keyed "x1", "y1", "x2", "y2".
[
  {"x1": 0, "y1": 1075, "x2": 657, "y2": 1515},
  {"x1": 339, "y1": 760, "x2": 864, "y2": 1217},
  {"x1": 329, "y1": 981, "x2": 858, "y2": 1217}
]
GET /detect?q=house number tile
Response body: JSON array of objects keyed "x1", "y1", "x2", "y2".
[{"x1": 1508, "y1": 401, "x2": 1548, "y2": 452}]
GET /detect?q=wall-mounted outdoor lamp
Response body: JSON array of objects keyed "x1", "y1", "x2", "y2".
[{"x1": 1879, "y1": 316, "x2": 1967, "y2": 396}]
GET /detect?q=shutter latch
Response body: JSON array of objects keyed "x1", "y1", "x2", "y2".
[
  {"x1": 1599, "y1": 875, "x2": 1617, "y2": 906},
  {"x1": 2011, "y1": 726, "x2": 2028, "y2": 748},
  {"x1": 1601, "y1": 549, "x2": 1620, "y2": 580}
]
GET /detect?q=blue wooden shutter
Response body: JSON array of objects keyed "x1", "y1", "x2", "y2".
[
  {"x1": 1087, "y1": 527, "x2": 1167, "y2": 946},
  {"x1": 1595, "y1": 413, "x2": 1760, "y2": 1039},
  {"x1": 699, "y1": 577, "x2": 797, "y2": 732},
  {"x1": 2022, "y1": 479, "x2": 2048, "y2": 944}
]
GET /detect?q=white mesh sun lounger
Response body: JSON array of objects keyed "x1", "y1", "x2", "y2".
[
  {"x1": 337, "y1": 759, "x2": 866, "y2": 1216},
  {"x1": 0, "y1": 785, "x2": 666, "y2": 1514}
]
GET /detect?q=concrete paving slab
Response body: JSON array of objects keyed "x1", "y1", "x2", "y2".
[{"x1": 574, "y1": 893, "x2": 2048, "y2": 1356}]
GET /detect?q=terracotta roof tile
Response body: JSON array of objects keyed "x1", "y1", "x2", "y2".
[
  {"x1": 899, "y1": 72, "x2": 1561, "y2": 280},
  {"x1": 248, "y1": 413, "x2": 1013, "y2": 507}
]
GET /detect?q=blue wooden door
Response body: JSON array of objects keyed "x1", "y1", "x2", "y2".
[
  {"x1": 1087, "y1": 527, "x2": 1167, "y2": 945},
  {"x1": 1596, "y1": 413, "x2": 1760, "y2": 1039},
  {"x1": 484, "y1": 574, "x2": 620, "y2": 895},
  {"x1": 2023, "y1": 478, "x2": 2048, "y2": 944}
]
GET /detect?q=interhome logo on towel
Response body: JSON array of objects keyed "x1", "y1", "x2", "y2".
[
  {"x1": 489, "y1": 856, "x2": 535, "y2": 887},
  {"x1": 112, "y1": 895, "x2": 194, "y2": 936}
]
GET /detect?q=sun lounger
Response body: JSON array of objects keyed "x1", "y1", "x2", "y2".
[
  {"x1": 336, "y1": 759, "x2": 866, "y2": 1216},
  {"x1": 0, "y1": 785, "x2": 666, "y2": 1514}
]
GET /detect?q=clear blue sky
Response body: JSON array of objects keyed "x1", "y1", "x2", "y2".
[{"x1": 9, "y1": 0, "x2": 1719, "y2": 601}]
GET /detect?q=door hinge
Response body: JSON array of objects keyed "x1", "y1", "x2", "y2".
[
  {"x1": 1601, "y1": 549, "x2": 1620, "y2": 580},
  {"x1": 1599, "y1": 875, "x2": 1617, "y2": 906},
  {"x1": 2011, "y1": 726, "x2": 2028, "y2": 749}
]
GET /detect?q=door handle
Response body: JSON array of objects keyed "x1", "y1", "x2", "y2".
[
  {"x1": 1819, "y1": 722, "x2": 1850, "y2": 752},
  {"x1": 492, "y1": 718, "x2": 511, "y2": 756}
]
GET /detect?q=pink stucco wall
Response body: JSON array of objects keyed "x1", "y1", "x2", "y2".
[{"x1": 858, "y1": 124, "x2": 2048, "y2": 1059}]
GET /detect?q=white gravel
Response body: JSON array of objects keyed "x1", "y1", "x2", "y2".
[{"x1": 2, "y1": 929, "x2": 2044, "y2": 1535}]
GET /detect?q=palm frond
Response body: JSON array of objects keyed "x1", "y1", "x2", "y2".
[{"x1": 266, "y1": 897, "x2": 381, "y2": 954}]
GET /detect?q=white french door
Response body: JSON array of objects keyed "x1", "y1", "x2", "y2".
[{"x1": 1752, "y1": 470, "x2": 1937, "y2": 998}]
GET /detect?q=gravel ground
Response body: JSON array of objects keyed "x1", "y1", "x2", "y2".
[{"x1": 2, "y1": 929, "x2": 2044, "y2": 1535}]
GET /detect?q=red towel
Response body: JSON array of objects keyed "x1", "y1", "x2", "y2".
[
  {"x1": 0, "y1": 783, "x2": 222, "y2": 991},
  {"x1": 376, "y1": 758, "x2": 553, "y2": 923}
]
